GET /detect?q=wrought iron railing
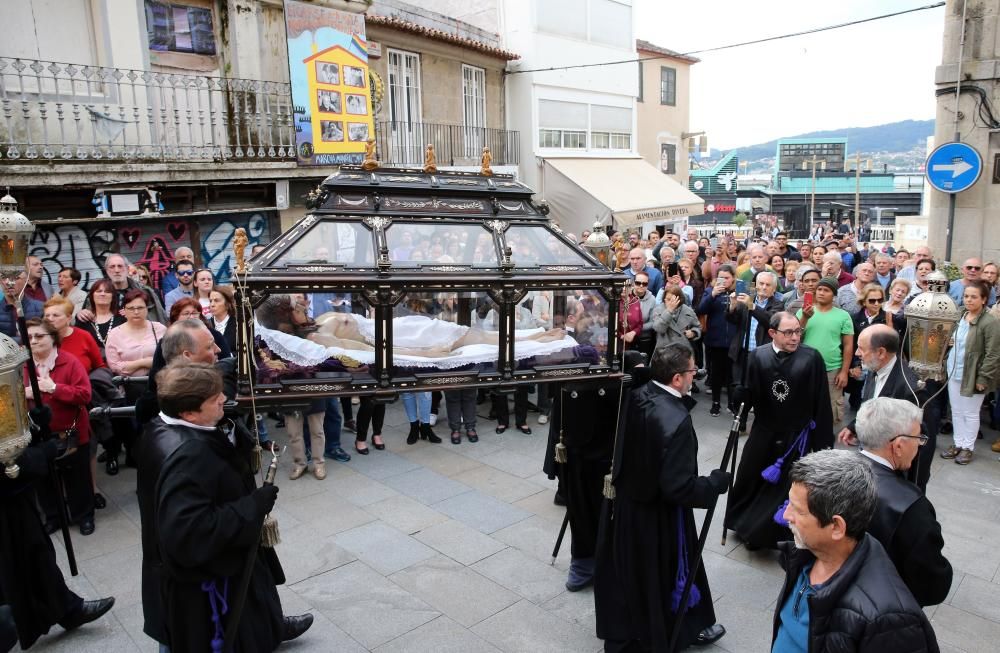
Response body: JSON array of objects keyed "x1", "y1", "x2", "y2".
[
  {"x1": 0, "y1": 57, "x2": 296, "y2": 163},
  {"x1": 376, "y1": 120, "x2": 519, "y2": 167}
]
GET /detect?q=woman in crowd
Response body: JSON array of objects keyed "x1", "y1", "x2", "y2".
[
  {"x1": 982, "y1": 262, "x2": 998, "y2": 305},
  {"x1": 130, "y1": 264, "x2": 152, "y2": 288},
  {"x1": 779, "y1": 259, "x2": 799, "y2": 296},
  {"x1": 167, "y1": 297, "x2": 232, "y2": 358},
  {"x1": 942, "y1": 280, "x2": 1000, "y2": 465},
  {"x1": 674, "y1": 257, "x2": 696, "y2": 304},
  {"x1": 444, "y1": 388, "x2": 478, "y2": 445},
  {"x1": 701, "y1": 240, "x2": 731, "y2": 288},
  {"x1": 769, "y1": 254, "x2": 785, "y2": 289},
  {"x1": 193, "y1": 268, "x2": 215, "y2": 317},
  {"x1": 651, "y1": 285, "x2": 701, "y2": 352},
  {"x1": 403, "y1": 391, "x2": 444, "y2": 442},
  {"x1": 810, "y1": 244, "x2": 827, "y2": 268},
  {"x1": 907, "y1": 259, "x2": 936, "y2": 301},
  {"x1": 23, "y1": 318, "x2": 96, "y2": 535},
  {"x1": 104, "y1": 289, "x2": 167, "y2": 472},
  {"x1": 76, "y1": 279, "x2": 125, "y2": 359},
  {"x1": 354, "y1": 397, "x2": 387, "y2": 453},
  {"x1": 208, "y1": 285, "x2": 237, "y2": 353},
  {"x1": 698, "y1": 263, "x2": 738, "y2": 416},
  {"x1": 884, "y1": 278, "x2": 912, "y2": 316},
  {"x1": 55, "y1": 266, "x2": 87, "y2": 314}
]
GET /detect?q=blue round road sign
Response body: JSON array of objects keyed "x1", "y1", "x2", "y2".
[{"x1": 925, "y1": 141, "x2": 983, "y2": 194}]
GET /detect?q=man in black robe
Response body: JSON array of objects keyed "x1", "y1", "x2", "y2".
[
  {"x1": 152, "y1": 363, "x2": 293, "y2": 652},
  {"x1": 0, "y1": 410, "x2": 114, "y2": 650},
  {"x1": 725, "y1": 311, "x2": 833, "y2": 550},
  {"x1": 854, "y1": 397, "x2": 952, "y2": 606},
  {"x1": 595, "y1": 343, "x2": 730, "y2": 651}
]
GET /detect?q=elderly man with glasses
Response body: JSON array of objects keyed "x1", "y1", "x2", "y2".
[
  {"x1": 623, "y1": 246, "x2": 663, "y2": 297},
  {"x1": 949, "y1": 257, "x2": 997, "y2": 307},
  {"x1": 853, "y1": 397, "x2": 952, "y2": 607},
  {"x1": 725, "y1": 312, "x2": 833, "y2": 551}
]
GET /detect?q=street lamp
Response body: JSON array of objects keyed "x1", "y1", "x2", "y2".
[
  {"x1": 583, "y1": 221, "x2": 613, "y2": 269},
  {"x1": 904, "y1": 270, "x2": 961, "y2": 387},
  {"x1": 0, "y1": 193, "x2": 35, "y2": 477}
]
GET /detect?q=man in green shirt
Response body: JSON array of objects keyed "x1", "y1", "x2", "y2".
[{"x1": 797, "y1": 277, "x2": 854, "y2": 423}]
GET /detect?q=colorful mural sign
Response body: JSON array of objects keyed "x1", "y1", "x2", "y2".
[
  {"x1": 28, "y1": 212, "x2": 273, "y2": 291},
  {"x1": 284, "y1": 1, "x2": 375, "y2": 166}
]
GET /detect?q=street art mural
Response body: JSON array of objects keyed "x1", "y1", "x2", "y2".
[{"x1": 29, "y1": 211, "x2": 274, "y2": 292}]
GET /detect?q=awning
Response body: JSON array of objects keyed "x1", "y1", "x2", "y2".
[{"x1": 543, "y1": 158, "x2": 705, "y2": 234}]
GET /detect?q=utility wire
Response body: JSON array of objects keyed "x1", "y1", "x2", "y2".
[{"x1": 505, "y1": 2, "x2": 946, "y2": 76}]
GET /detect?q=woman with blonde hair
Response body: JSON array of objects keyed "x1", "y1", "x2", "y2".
[{"x1": 884, "y1": 278, "x2": 912, "y2": 315}]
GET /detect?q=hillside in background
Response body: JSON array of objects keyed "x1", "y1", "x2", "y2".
[{"x1": 699, "y1": 119, "x2": 935, "y2": 172}]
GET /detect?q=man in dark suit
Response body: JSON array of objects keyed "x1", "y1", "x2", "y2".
[
  {"x1": 837, "y1": 325, "x2": 936, "y2": 492},
  {"x1": 726, "y1": 270, "x2": 783, "y2": 384},
  {"x1": 854, "y1": 397, "x2": 952, "y2": 606}
]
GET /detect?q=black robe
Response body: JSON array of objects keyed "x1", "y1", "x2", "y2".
[
  {"x1": 155, "y1": 421, "x2": 285, "y2": 653},
  {"x1": 725, "y1": 344, "x2": 833, "y2": 550},
  {"x1": 0, "y1": 441, "x2": 83, "y2": 649},
  {"x1": 546, "y1": 379, "x2": 629, "y2": 559},
  {"x1": 595, "y1": 384, "x2": 719, "y2": 651}
]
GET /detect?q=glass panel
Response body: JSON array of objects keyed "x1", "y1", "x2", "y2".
[
  {"x1": 269, "y1": 221, "x2": 374, "y2": 267},
  {"x1": 252, "y1": 292, "x2": 376, "y2": 385},
  {"x1": 563, "y1": 131, "x2": 587, "y2": 148},
  {"x1": 591, "y1": 105, "x2": 631, "y2": 132},
  {"x1": 590, "y1": 0, "x2": 632, "y2": 49},
  {"x1": 390, "y1": 291, "x2": 499, "y2": 375},
  {"x1": 385, "y1": 222, "x2": 498, "y2": 266},
  {"x1": 539, "y1": 129, "x2": 561, "y2": 148},
  {"x1": 536, "y1": 0, "x2": 586, "y2": 39},
  {"x1": 515, "y1": 289, "x2": 609, "y2": 370},
  {"x1": 592, "y1": 132, "x2": 610, "y2": 149},
  {"x1": 506, "y1": 225, "x2": 595, "y2": 266}
]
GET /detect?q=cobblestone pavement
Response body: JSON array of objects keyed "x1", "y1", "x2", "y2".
[{"x1": 28, "y1": 393, "x2": 1000, "y2": 652}]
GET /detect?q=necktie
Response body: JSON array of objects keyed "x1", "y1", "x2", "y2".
[{"x1": 861, "y1": 372, "x2": 875, "y2": 401}]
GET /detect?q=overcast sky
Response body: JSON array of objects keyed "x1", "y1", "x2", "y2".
[{"x1": 634, "y1": 0, "x2": 946, "y2": 149}]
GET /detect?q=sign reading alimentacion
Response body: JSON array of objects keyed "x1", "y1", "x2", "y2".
[{"x1": 284, "y1": 0, "x2": 376, "y2": 166}]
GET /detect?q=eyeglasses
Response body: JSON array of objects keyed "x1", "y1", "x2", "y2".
[
  {"x1": 965, "y1": 265, "x2": 982, "y2": 271},
  {"x1": 866, "y1": 297, "x2": 884, "y2": 304},
  {"x1": 682, "y1": 368, "x2": 699, "y2": 375},
  {"x1": 124, "y1": 305, "x2": 149, "y2": 312},
  {"x1": 633, "y1": 281, "x2": 648, "y2": 286},
  {"x1": 892, "y1": 433, "x2": 929, "y2": 446},
  {"x1": 177, "y1": 270, "x2": 194, "y2": 277},
  {"x1": 178, "y1": 311, "x2": 201, "y2": 318},
  {"x1": 775, "y1": 328, "x2": 803, "y2": 337}
]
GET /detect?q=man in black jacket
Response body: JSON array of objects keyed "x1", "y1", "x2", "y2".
[
  {"x1": 726, "y1": 270, "x2": 783, "y2": 377},
  {"x1": 595, "y1": 343, "x2": 730, "y2": 651},
  {"x1": 854, "y1": 397, "x2": 952, "y2": 606},
  {"x1": 773, "y1": 449, "x2": 938, "y2": 653}
]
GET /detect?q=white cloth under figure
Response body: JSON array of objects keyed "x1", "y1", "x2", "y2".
[{"x1": 255, "y1": 313, "x2": 578, "y2": 370}]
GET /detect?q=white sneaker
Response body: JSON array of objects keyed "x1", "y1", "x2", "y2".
[
  {"x1": 538, "y1": 415, "x2": 549, "y2": 425},
  {"x1": 429, "y1": 414, "x2": 438, "y2": 426}
]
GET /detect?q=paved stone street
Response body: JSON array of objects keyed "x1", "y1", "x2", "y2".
[{"x1": 28, "y1": 394, "x2": 1000, "y2": 653}]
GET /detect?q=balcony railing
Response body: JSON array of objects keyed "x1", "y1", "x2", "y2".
[
  {"x1": 0, "y1": 57, "x2": 295, "y2": 164},
  {"x1": 376, "y1": 120, "x2": 519, "y2": 167}
]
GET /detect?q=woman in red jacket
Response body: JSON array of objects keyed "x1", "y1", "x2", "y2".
[{"x1": 24, "y1": 318, "x2": 96, "y2": 536}]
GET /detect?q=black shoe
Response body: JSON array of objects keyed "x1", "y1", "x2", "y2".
[
  {"x1": 553, "y1": 492, "x2": 566, "y2": 506},
  {"x1": 79, "y1": 519, "x2": 95, "y2": 536},
  {"x1": 694, "y1": 623, "x2": 726, "y2": 646},
  {"x1": 406, "y1": 421, "x2": 420, "y2": 445},
  {"x1": 324, "y1": 447, "x2": 351, "y2": 462},
  {"x1": 60, "y1": 597, "x2": 115, "y2": 631},
  {"x1": 420, "y1": 423, "x2": 442, "y2": 444},
  {"x1": 354, "y1": 441, "x2": 369, "y2": 455},
  {"x1": 93, "y1": 493, "x2": 107, "y2": 510},
  {"x1": 282, "y1": 613, "x2": 314, "y2": 642},
  {"x1": 343, "y1": 419, "x2": 357, "y2": 433},
  {"x1": 372, "y1": 434, "x2": 385, "y2": 450},
  {"x1": 451, "y1": 431, "x2": 462, "y2": 445},
  {"x1": 516, "y1": 424, "x2": 532, "y2": 435},
  {"x1": 710, "y1": 402, "x2": 721, "y2": 416},
  {"x1": 466, "y1": 429, "x2": 479, "y2": 443},
  {"x1": 105, "y1": 458, "x2": 118, "y2": 476}
]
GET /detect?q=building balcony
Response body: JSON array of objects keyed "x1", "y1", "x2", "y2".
[
  {"x1": 376, "y1": 120, "x2": 519, "y2": 167},
  {"x1": 0, "y1": 57, "x2": 295, "y2": 165}
]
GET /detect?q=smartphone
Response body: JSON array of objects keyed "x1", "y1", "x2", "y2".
[
  {"x1": 735, "y1": 279, "x2": 748, "y2": 295},
  {"x1": 667, "y1": 262, "x2": 680, "y2": 277},
  {"x1": 803, "y1": 291, "x2": 814, "y2": 311}
]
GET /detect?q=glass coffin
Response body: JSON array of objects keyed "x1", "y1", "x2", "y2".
[{"x1": 237, "y1": 165, "x2": 626, "y2": 404}]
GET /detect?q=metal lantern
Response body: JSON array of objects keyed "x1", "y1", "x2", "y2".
[
  {"x1": 904, "y1": 270, "x2": 961, "y2": 385},
  {"x1": 0, "y1": 194, "x2": 34, "y2": 283},
  {"x1": 0, "y1": 333, "x2": 31, "y2": 478},
  {"x1": 583, "y1": 221, "x2": 613, "y2": 269}
]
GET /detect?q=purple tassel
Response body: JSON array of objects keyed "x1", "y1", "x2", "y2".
[
  {"x1": 671, "y1": 576, "x2": 702, "y2": 611},
  {"x1": 761, "y1": 461, "x2": 783, "y2": 484},
  {"x1": 671, "y1": 507, "x2": 701, "y2": 613},
  {"x1": 760, "y1": 421, "x2": 815, "y2": 485},
  {"x1": 201, "y1": 578, "x2": 229, "y2": 653},
  {"x1": 773, "y1": 499, "x2": 790, "y2": 527}
]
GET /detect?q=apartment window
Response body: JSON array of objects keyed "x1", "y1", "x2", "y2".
[
  {"x1": 591, "y1": 104, "x2": 631, "y2": 151},
  {"x1": 590, "y1": 0, "x2": 632, "y2": 49},
  {"x1": 387, "y1": 49, "x2": 421, "y2": 126},
  {"x1": 536, "y1": 0, "x2": 587, "y2": 39},
  {"x1": 145, "y1": 1, "x2": 216, "y2": 55},
  {"x1": 660, "y1": 67, "x2": 676, "y2": 106},
  {"x1": 535, "y1": 0, "x2": 631, "y2": 49},
  {"x1": 462, "y1": 65, "x2": 486, "y2": 156},
  {"x1": 538, "y1": 99, "x2": 588, "y2": 149}
]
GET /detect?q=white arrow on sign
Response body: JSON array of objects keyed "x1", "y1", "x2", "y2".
[{"x1": 932, "y1": 160, "x2": 974, "y2": 178}]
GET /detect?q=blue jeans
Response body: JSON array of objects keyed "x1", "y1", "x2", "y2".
[
  {"x1": 304, "y1": 397, "x2": 342, "y2": 459},
  {"x1": 401, "y1": 392, "x2": 431, "y2": 423}
]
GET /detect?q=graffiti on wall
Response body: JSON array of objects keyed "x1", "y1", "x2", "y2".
[{"x1": 29, "y1": 212, "x2": 273, "y2": 291}]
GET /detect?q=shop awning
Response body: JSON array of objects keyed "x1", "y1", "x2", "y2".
[{"x1": 543, "y1": 158, "x2": 704, "y2": 234}]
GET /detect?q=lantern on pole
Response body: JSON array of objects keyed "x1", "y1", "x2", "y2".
[
  {"x1": 903, "y1": 270, "x2": 961, "y2": 387},
  {"x1": 583, "y1": 221, "x2": 613, "y2": 269},
  {"x1": 0, "y1": 193, "x2": 35, "y2": 477}
]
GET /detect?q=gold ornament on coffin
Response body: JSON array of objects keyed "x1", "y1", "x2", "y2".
[
  {"x1": 362, "y1": 138, "x2": 380, "y2": 171},
  {"x1": 423, "y1": 144, "x2": 438, "y2": 174},
  {"x1": 480, "y1": 146, "x2": 493, "y2": 176},
  {"x1": 233, "y1": 227, "x2": 249, "y2": 274}
]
